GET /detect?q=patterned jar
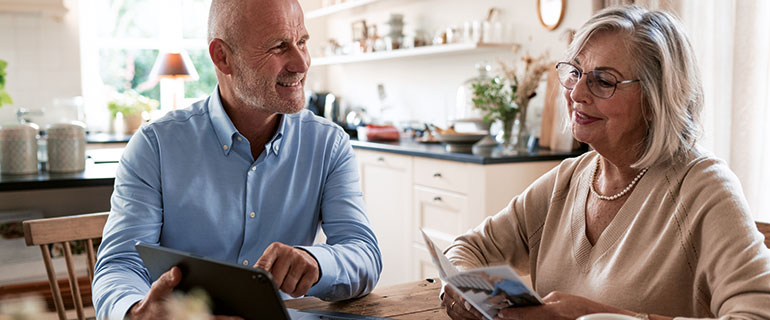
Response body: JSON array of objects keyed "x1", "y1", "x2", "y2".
[
  {"x1": 46, "y1": 122, "x2": 86, "y2": 173},
  {"x1": 0, "y1": 123, "x2": 39, "y2": 175}
]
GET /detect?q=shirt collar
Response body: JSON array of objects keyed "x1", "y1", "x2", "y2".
[
  {"x1": 208, "y1": 86, "x2": 287, "y2": 157},
  {"x1": 268, "y1": 114, "x2": 286, "y2": 156},
  {"x1": 208, "y1": 86, "x2": 239, "y2": 156}
]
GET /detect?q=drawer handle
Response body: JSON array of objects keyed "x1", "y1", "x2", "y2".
[
  {"x1": 432, "y1": 196, "x2": 442, "y2": 202},
  {"x1": 377, "y1": 157, "x2": 385, "y2": 162},
  {"x1": 432, "y1": 172, "x2": 442, "y2": 178}
]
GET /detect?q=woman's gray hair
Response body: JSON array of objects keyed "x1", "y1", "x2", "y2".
[{"x1": 565, "y1": 6, "x2": 703, "y2": 168}]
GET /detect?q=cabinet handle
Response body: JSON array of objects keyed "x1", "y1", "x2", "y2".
[
  {"x1": 432, "y1": 172, "x2": 442, "y2": 178},
  {"x1": 433, "y1": 196, "x2": 442, "y2": 202},
  {"x1": 377, "y1": 157, "x2": 385, "y2": 162}
]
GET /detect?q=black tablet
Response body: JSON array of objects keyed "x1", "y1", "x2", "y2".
[{"x1": 135, "y1": 242, "x2": 290, "y2": 320}]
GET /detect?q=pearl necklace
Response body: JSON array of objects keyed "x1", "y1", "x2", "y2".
[{"x1": 590, "y1": 157, "x2": 648, "y2": 201}]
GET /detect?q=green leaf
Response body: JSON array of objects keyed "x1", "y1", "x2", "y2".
[{"x1": 0, "y1": 91, "x2": 13, "y2": 107}]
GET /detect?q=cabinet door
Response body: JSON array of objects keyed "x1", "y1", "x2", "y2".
[{"x1": 356, "y1": 150, "x2": 413, "y2": 287}]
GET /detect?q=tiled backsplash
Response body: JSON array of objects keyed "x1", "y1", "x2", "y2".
[{"x1": 0, "y1": 0, "x2": 82, "y2": 127}]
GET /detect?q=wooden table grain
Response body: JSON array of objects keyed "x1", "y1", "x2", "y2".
[{"x1": 285, "y1": 279, "x2": 450, "y2": 319}]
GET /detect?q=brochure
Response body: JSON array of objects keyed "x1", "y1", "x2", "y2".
[{"x1": 420, "y1": 229, "x2": 543, "y2": 320}]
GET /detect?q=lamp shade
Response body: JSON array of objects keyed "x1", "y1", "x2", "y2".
[{"x1": 149, "y1": 51, "x2": 199, "y2": 81}]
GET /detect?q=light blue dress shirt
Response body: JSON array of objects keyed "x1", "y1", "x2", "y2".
[{"x1": 92, "y1": 88, "x2": 382, "y2": 320}]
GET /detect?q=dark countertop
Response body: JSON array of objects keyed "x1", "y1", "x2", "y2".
[
  {"x1": 1, "y1": 138, "x2": 585, "y2": 191},
  {"x1": 351, "y1": 139, "x2": 586, "y2": 164},
  {"x1": 0, "y1": 161, "x2": 118, "y2": 192},
  {"x1": 86, "y1": 132, "x2": 132, "y2": 144}
]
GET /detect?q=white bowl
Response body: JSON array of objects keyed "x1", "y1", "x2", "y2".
[{"x1": 433, "y1": 131, "x2": 487, "y2": 145}]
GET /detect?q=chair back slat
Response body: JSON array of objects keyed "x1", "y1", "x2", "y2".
[
  {"x1": 85, "y1": 239, "x2": 97, "y2": 284},
  {"x1": 40, "y1": 244, "x2": 68, "y2": 320},
  {"x1": 63, "y1": 242, "x2": 85, "y2": 320},
  {"x1": 757, "y1": 222, "x2": 770, "y2": 249},
  {"x1": 23, "y1": 212, "x2": 109, "y2": 320},
  {"x1": 23, "y1": 213, "x2": 108, "y2": 246}
]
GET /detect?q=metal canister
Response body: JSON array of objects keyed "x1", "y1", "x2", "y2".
[
  {"x1": 0, "y1": 123, "x2": 39, "y2": 175},
  {"x1": 46, "y1": 122, "x2": 86, "y2": 173}
]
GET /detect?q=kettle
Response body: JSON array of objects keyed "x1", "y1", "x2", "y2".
[{"x1": 306, "y1": 92, "x2": 341, "y2": 124}]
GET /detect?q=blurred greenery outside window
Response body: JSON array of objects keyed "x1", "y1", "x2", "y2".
[{"x1": 95, "y1": 0, "x2": 216, "y2": 106}]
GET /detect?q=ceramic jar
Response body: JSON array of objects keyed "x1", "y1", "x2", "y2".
[
  {"x1": 46, "y1": 122, "x2": 86, "y2": 173},
  {"x1": 0, "y1": 123, "x2": 39, "y2": 175}
]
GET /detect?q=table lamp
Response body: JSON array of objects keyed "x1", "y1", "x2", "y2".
[{"x1": 149, "y1": 51, "x2": 199, "y2": 112}]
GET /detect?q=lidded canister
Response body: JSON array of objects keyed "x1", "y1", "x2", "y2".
[
  {"x1": 46, "y1": 122, "x2": 86, "y2": 173},
  {"x1": 0, "y1": 123, "x2": 39, "y2": 174}
]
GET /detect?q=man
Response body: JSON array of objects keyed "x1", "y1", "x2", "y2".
[{"x1": 92, "y1": 0, "x2": 382, "y2": 318}]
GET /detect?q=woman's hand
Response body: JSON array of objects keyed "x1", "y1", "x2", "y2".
[
  {"x1": 442, "y1": 285, "x2": 485, "y2": 320},
  {"x1": 495, "y1": 291, "x2": 637, "y2": 320}
]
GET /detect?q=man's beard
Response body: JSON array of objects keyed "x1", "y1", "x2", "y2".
[{"x1": 231, "y1": 58, "x2": 305, "y2": 114}]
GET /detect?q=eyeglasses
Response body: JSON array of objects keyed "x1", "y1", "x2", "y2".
[{"x1": 555, "y1": 62, "x2": 640, "y2": 99}]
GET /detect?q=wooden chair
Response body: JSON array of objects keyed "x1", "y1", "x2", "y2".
[
  {"x1": 757, "y1": 221, "x2": 770, "y2": 249},
  {"x1": 23, "y1": 212, "x2": 109, "y2": 320}
]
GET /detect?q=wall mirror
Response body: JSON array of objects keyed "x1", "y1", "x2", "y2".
[{"x1": 538, "y1": 0, "x2": 565, "y2": 31}]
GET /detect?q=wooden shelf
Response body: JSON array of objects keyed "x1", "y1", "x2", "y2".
[
  {"x1": 306, "y1": 0, "x2": 389, "y2": 19},
  {"x1": 312, "y1": 42, "x2": 515, "y2": 66}
]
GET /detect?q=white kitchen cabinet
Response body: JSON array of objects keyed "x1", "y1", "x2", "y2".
[
  {"x1": 355, "y1": 148, "x2": 560, "y2": 285},
  {"x1": 355, "y1": 149, "x2": 413, "y2": 286},
  {"x1": 411, "y1": 157, "x2": 559, "y2": 281}
]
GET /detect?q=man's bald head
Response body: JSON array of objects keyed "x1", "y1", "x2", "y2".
[
  {"x1": 207, "y1": 0, "x2": 310, "y2": 115},
  {"x1": 208, "y1": 0, "x2": 245, "y2": 47}
]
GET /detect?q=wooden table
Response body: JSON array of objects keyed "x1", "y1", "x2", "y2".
[{"x1": 285, "y1": 279, "x2": 450, "y2": 319}]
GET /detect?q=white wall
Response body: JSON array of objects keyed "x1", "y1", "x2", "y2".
[
  {"x1": 0, "y1": 0, "x2": 82, "y2": 127},
  {"x1": 301, "y1": 0, "x2": 594, "y2": 128}
]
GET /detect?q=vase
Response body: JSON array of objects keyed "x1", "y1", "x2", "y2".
[
  {"x1": 514, "y1": 105, "x2": 531, "y2": 152},
  {"x1": 499, "y1": 117, "x2": 516, "y2": 151},
  {"x1": 514, "y1": 119, "x2": 530, "y2": 152}
]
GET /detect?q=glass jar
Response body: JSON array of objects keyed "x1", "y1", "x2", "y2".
[{"x1": 454, "y1": 61, "x2": 491, "y2": 123}]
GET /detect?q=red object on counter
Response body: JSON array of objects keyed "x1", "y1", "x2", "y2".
[{"x1": 365, "y1": 124, "x2": 400, "y2": 141}]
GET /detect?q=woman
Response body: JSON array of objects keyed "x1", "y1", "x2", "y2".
[{"x1": 442, "y1": 6, "x2": 770, "y2": 320}]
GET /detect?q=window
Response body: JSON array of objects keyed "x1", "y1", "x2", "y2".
[{"x1": 80, "y1": 0, "x2": 216, "y2": 132}]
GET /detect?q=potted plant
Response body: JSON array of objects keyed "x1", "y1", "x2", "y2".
[
  {"x1": 107, "y1": 90, "x2": 158, "y2": 134},
  {"x1": 472, "y1": 49, "x2": 551, "y2": 152},
  {"x1": 0, "y1": 59, "x2": 13, "y2": 108},
  {"x1": 471, "y1": 76, "x2": 519, "y2": 149}
]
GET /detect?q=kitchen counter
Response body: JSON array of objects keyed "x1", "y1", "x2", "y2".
[
  {"x1": 0, "y1": 139, "x2": 585, "y2": 191},
  {"x1": 351, "y1": 138, "x2": 586, "y2": 164},
  {"x1": 0, "y1": 161, "x2": 118, "y2": 192}
]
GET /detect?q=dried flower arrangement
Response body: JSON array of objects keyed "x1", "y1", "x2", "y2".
[{"x1": 499, "y1": 45, "x2": 552, "y2": 126}]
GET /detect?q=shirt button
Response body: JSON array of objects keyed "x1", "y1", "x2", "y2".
[
  {"x1": 251, "y1": 166, "x2": 256, "y2": 171},
  {"x1": 237, "y1": 136, "x2": 242, "y2": 141},
  {"x1": 274, "y1": 144, "x2": 279, "y2": 151},
  {"x1": 223, "y1": 145, "x2": 228, "y2": 150},
  {"x1": 249, "y1": 212, "x2": 255, "y2": 218},
  {"x1": 242, "y1": 259, "x2": 249, "y2": 266}
]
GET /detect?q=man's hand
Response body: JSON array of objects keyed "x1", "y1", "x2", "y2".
[
  {"x1": 128, "y1": 266, "x2": 182, "y2": 319},
  {"x1": 255, "y1": 242, "x2": 320, "y2": 298}
]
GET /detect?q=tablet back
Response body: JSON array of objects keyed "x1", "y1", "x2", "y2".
[{"x1": 136, "y1": 243, "x2": 290, "y2": 320}]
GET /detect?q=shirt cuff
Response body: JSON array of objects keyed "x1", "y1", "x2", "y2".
[
  {"x1": 296, "y1": 245, "x2": 337, "y2": 298},
  {"x1": 111, "y1": 294, "x2": 144, "y2": 320}
]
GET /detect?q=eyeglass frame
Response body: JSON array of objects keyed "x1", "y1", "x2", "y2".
[{"x1": 555, "y1": 61, "x2": 640, "y2": 99}]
